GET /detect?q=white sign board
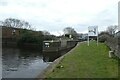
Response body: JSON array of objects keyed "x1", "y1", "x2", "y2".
[{"x1": 88, "y1": 26, "x2": 98, "y2": 36}]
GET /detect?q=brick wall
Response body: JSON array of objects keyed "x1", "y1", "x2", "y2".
[{"x1": 2, "y1": 26, "x2": 20, "y2": 39}]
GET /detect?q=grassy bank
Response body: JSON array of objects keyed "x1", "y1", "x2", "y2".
[{"x1": 45, "y1": 41, "x2": 118, "y2": 78}]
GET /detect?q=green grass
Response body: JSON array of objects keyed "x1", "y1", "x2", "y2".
[{"x1": 46, "y1": 41, "x2": 118, "y2": 78}]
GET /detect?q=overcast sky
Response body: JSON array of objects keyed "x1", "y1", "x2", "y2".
[{"x1": 0, "y1": 0, "x2": 119, "y2": 35}]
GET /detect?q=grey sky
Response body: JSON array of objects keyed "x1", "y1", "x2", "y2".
[{"x1": 0, "y1": 0, "x2": 119, "y2": 35}]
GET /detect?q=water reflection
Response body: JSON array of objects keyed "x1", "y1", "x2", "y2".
[
  {"x1": 2, "y1": 47, "x2": 71, "y2": 78},
  {"x1": 2, "y1": 47, "x2": 49, "y2": 78}
]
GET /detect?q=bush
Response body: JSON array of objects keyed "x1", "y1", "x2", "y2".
[
  {"x1": 43, "y1": 35, "x2": 57, "y2": 40},
  {"x1": 98, "y1": 34, "x2": 109, "y2": 43},
  {"x1": 17, "y1": 29, "x2": 43, "y2": 49},
  {"x1": 99, "y1": 31, "x2": 120, "y2": 58}
]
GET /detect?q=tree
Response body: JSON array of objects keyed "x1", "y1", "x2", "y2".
[
  {"x1": 98, "y1": 31, "x2": 111, "y2": 42},
  {"x1": 63, "y1": 27, "x2": 78, "y2": 39},
  {"x1": 3, "y1": 18, "x2": 32, "y2": 30},
  {"x1": 107, "y1": 25, "x2": 118, "y2": 35},
  {"x1": 42, "y1": 30, "x2": 51, "y2": 35},
  {"x1": 42, "y1": 30, "x2": 57, "y2": 40},
  {"x1": 0, "y1": 21, "x2": 4, "y2": 26}
]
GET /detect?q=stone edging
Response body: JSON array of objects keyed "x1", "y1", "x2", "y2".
[{"x1": 37, "y1": 42, "x2": 81, "y2": 79}]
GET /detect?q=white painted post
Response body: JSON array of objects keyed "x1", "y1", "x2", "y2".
[
  {"x1": 88, "y1": 35, "x2": 89, "y2": 46},
  {"x1": 0, "y1": 50, "x2": 1, "y2": 80},
  {"x1": 88, "y1": 27, "x2": 89, "y2": 46},
  {"x1": 97, "y1": 36, "x2": 98, "y2": 46},
  {"x1": 97, "y1": 26, "x2": 98, "y2": 46}
]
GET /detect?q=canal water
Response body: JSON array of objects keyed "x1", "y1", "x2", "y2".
[{"x1": 2, "y1": 47, "x2": 67, "y2": 79}]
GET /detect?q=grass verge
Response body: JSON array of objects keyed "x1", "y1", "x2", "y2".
[{"x1": 45, "y1": 41, "x2": 118, "y2": 78}]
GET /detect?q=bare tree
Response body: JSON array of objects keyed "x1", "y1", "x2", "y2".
[
  {"x1": 107, "y1": 25, "x2": 118, "y2": 35},
  {"x1": 3, "y1": 18, "x2": 32, "y2": 30}
]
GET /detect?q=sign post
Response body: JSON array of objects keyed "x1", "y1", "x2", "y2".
[
  {"x1": 88, "y1": 34, "x2": 89, "y2": 46},
  {"x1": 88, "y1": 26, "x2": 98, "y2": 46}
]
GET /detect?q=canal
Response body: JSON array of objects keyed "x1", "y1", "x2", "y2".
[{"x1": 2, "y1": 47, "x2": 70, "y2": 79}]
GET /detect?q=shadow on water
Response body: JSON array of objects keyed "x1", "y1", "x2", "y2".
[
  {"x1": 2, "y1": 47, "x2": 47, "y2": 78},
  {"x1": 43, "y1": 52, "x2": 61, "y2": 62},
  {"x1": 43, "y1": 48, "x2": 72, "y2": 62}
]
